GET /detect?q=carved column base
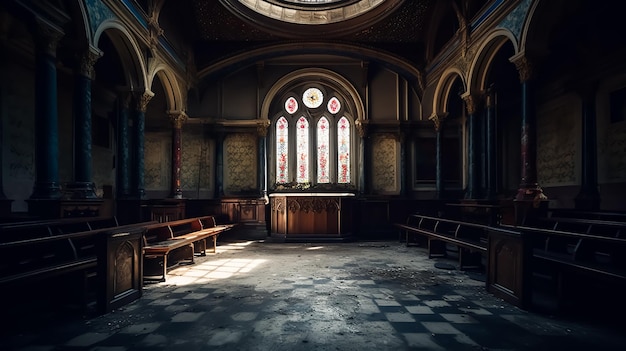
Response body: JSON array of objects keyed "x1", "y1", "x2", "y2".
[
  {"x1": 64, "y1": 182, "x2": 98, "y2": 199},
  {"x1": 30, "y1": 182, "x2": 62, "y2": 200}
]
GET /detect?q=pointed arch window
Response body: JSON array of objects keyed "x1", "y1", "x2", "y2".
[
  {"x1": 273, "y1": 89, "x2": 354, "y2": 188},
  {"x1": 276, "y1": 116, "x2": 289, "y2": 184}
]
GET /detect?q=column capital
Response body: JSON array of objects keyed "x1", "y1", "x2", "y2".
[
  {"x1": 256, "y1": 119, "x2": 271, "y2": 137},
  {"x1": 461, "y1": 93, "x2": 482, "y2": 115},
  {"x1": 168, "y1": 111, "x2": 188, "y2": 129},
  {"x1": 136, "y1": 90, "x2": 154, "y2": 112},
  {"x1": 34, "y1": 18, "x2": 64, "y2": 56},
  {"x1": 355, "y1": 119, "x2": 368, "y2": 138},
  {"x1": 510, "y1": 53, "x2": 535, "y2": 83},
  {"x1": 428, "y1": 113, "x2": 448, "y2": 132},
  {"x1": 77, "y1": 47, "x2": 102, "y2": 79}
]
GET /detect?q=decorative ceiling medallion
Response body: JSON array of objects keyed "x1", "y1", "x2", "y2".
[
  {"x1": 327, "y1": 96, "x2": 340, "y2": 114},
  {"x1": 237, "y1": 0, "x2": 386, "y2": 25},
  {"x1": 303, "y1": 87, "x2": 323, "y2": 108},
  {"x1": 285, "y1": 96, "x2": 298, "y2": 114}
]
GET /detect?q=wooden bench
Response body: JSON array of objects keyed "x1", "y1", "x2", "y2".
[
  {"x1": 143, "y1": 216, "x2": 235, "y2": 281},
  {"x1": 524, "y1": 216, "x2": 626, "y2": 239},
  {"x1": 394, "y1": 214, "x2": 488, "y2": 270},
  {"x1": 0, "y1": 216, "x2": 119, "y2": 242},
  {"x1": 0, "y1": 221, "x2": 151, "y2": 315},
  {"x1": 492, "y1": 223, "x2": 626, "y2": 311}
]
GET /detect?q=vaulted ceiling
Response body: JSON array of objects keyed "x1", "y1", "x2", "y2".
[{"x1": 157, "y1": 0, "x2": 445, "y2": 70}]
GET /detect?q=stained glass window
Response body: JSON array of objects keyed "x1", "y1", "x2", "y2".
[
  {"x1": 296, "y1": 116, "x2": 309, "y2": 183},
  {"x1": 317, "y1": 117, "x2": 330, "y2": 183},
  {"x1": 274, "y1": 88, "x2": 353, "y2": 187},
  {"x1": 276, "y1": 116, "x2": 289, "y2": 183},
  {"x1": 337, "y1": 116, "x2": 350, "y2": 183}
]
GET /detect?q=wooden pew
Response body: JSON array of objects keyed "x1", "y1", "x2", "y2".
[
  {"x1": 525, "y1": 216, "x2": 625, "y2": 238},
  {"x1": 0, "y1": 221, "x2": 151, "y2": 316},
  {"x1": 490, "y1": 223, "x2": 626, "y2": 311},
  {"x1": 0, "y1": 216, "x2": 119, "y2": 242},
  {"x1": 394, "y1": 214, "x2": 488, "y2": 270},
  {"x1": 143, "y1": 216, "x2": 235, "y2": 282}
]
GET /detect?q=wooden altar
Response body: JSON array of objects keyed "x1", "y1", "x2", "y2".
[{"x1": 269, "y1": 193, "x2": 354, "y2": 241}]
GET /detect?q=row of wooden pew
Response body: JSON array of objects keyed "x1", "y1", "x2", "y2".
[
  {"x1": 0, "y1": 214, "x2": 235, "y2": 323},
  {"x1": 395, "y1": 207, "x2": 626, "y2": 312}
]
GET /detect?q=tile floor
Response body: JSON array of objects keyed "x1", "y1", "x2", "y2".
[{"x1": 4, "y1": 226, "x2": 625, "y2": 350}]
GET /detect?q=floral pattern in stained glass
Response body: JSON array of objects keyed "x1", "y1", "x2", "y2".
[
  {"x1": 327, "y1": 97, "x2": 341, "y2": 114},
  {"x1": 276, "y1": 116, "x2": 289, "y2": 183},
  {"x1": 317, "y1": 117, "x2": 330, "y2": 183},
  {"x1": 285, "y1": 96, "x2": 298, "y2": 114},
  {"x1": 337, "y1": 116, "x2": 350, "y2": 183},
  {"x1": 296, "y1": 116, "x2": 309, "y2": 183}
]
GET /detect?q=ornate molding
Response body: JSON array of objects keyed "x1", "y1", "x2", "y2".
[
  {"x1": 428, "y1": 113, "x2": 447, "y2": 132},
  {"x1": 136, "y1": 91, "x2": 154, "y2": 112},
  {"x1": 78, "y1": 48, "x2": 102, "y2": 79},
  {"x1": 510, "y1": 54, "x2": 534, "y2": 83},
  {"x1": 463, "y1": 94, "x2": 481, "y2": 115},
  {"x1": 257, "y1": 119, "x2": 271, "y2": 137},
  {"x1": 355, "y1": 119, "x2": 368, "y2": 138},
  {"x1": 169, "y1": 111, "x2": 188, "y2": 129}
]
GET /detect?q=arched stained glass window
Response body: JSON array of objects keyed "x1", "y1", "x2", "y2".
[
  {"x1": 296, "y1": 116, "x2": 310, "y2": 183},
  {"x1": 317, "y1": 117, "x2": 330, "y2": 183},
  {"x1": 273, "y1": 86, "x2": 353, "y2": 188},
  {"x1": 276, "y1": 116, "x2": 289, "y2": 183},
  {"x1": 337, "y1": 116, "x2": 350, "y2": 183}
]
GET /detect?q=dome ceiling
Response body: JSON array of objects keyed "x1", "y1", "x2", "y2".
[{"x1": 183, "y1": 0, "x2": 436, "y2": 69}]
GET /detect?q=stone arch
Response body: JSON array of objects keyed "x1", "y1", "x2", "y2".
[
  {"x1": 261, "y1": 68, "x2": 365, "y2": 124},
  {"x1": 93, "y1": 19, "x2": 148, "y2": 92},
  {"x1": 149, "y1": 63, "x2": 185, "y2": 113},
  {"x1": 467, "y1": 28, "x2": 518, "y2": 95},
  {"x1": 432, "y1": 68, "x2": 466, "y2": 116}
]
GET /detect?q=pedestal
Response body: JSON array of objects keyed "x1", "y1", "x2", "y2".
[{"x1": 270, "y1": 193, "x2": 354, "y2": 242}]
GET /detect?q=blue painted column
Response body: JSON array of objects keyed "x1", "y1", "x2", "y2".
[
  {"x1": 169, "y1": 112, "x2": 187, "y2": 199},
  {"x1": 67, "y1": 48, "x2": 101, "y2": 198},
  {"x1": 512, "y1": 55, "x2": 546, "y2": 202},
  {"x1": 30, "y1": 21, "x2": 63, "y2": 200},
  {"x1": 485, "y1": 86, "x2": 497, "y2": 199},
  {"x1": 133, "y1": 92, "x2": 153, "y2": 199},
  {"x1": 117, "y1": 92, "x2": 132, "y2": 198},
  {"x1": 463, "y1": 94, "x2": 481, "y2": 199}
]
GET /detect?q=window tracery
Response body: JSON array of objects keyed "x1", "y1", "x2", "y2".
[{"x1": 274, "y1": 88, "x2": 353, "y2": 189}]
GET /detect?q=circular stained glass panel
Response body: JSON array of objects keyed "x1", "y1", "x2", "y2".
[
  {"x1": 303, "y1": 87, "x2": 324, "y2": 108},
  {"x1": 285, "y1": 96, "x2": 298, "y2": 114},
  {"x1": 327, "y1": 96, "x2": 341, "y2": 114}
]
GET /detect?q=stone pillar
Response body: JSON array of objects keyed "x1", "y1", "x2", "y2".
[
  {"x1": 355, "y1": 120, "x2": 368, "y2": 195},
  {"x1": 429, "y1": 113, "x2": 447, "y2": 199},
  {"x1": 257, "y1": 120, "x2": 270, "y2": 198},
  {"x1": 133, "y1": 91, "x2": 153, "y2": 198},
  {"x1": 30, "y1": 20, "x2": 64, "y2": 200},
  {"x1": 117, "y1": 91, "x2": 132, "y2": 198},
  {"x1": 66, "y1": 47, "x2": 101, "y2": 199},
  {"x1": 463, "y1": 93, "x2": 481, "y2": 199},
  {"x1": 169, "y1": 111, "x2": 187, "y2": 199},
  {"x1": 485, "y1": 85, "x2": 497, "y2": 199},
  {"x1": 575, "y1": 85, "x2": 601, "y2": 210},
  {"x1": 511, "y1": 54, "x2": 547, "y2": 204}
]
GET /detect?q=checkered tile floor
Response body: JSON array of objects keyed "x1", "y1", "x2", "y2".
[{"x1": 5, "y1": 228, "x2": 625, "y2": 350}]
